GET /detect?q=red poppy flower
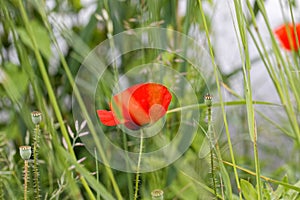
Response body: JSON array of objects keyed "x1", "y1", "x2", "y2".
[
  {"x1": 97, "y1": 83, "x2": 172, "y2": 130},
  {"x1": 274, "y1": 23, "x2": 300, "y2": 51}
]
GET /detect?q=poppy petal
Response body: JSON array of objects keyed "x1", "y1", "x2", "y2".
[
  {"x1": 274, "y1": 23, "x2": 300, "y2": 51},
  {"x1": 97, "y1": 110, "x2": 119, "y2": 126},
  {"x1": 124, "y1": 121, "x2": 140, "y2": 130},
  {"x1": 129, "y1": 83, "x2": 172, "y2": 126},
  {"x1": 149, "y1": 104, "x2": 167, "y2": 123}
]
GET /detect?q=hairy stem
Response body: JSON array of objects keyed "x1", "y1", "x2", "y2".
[
  {"x1": 134, "y1": 130, "x2": 144, "y2": 200},
  {"x1": 24, "y1": 160, "x2": 29, "y2": 200},
  {"x1": 33, "y1": 124, "x2": 40, "y2": 200}
]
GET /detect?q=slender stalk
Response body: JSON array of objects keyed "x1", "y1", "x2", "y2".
[
  {"x1": 232, "y1": 1, "x2": 262, "y2": 198},
  {"x1": 134, "y1": 130, "x2": 144, "y2": 200},
  {"x1": 198, "y1": 1, "x2": 241, "y2": 199}
]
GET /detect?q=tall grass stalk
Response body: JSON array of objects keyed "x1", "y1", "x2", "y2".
[
  {"x1": 232, "y1": 0, "x2": 262, "y2": 198},
  {"x1": 198, "y1": 1, "x2": 240, "y2": 199}
]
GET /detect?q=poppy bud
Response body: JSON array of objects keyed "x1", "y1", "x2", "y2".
[
  {"x1": 19, "y1": 146, "x2": 32, "y2": 160},
  {"x1": 204, "y1": 94, "x2": 212, "y2": 107},
  {"x1": 31, "y1": 111, "x2": 42, "y2": 125},
  {"x1": 151, "y1": 189, "x2": 164, "y2": 200}
]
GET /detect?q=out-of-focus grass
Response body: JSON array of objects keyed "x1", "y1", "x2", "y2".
[{"x1": 0, "y1": 0, "x2": 300, "y2": 199}]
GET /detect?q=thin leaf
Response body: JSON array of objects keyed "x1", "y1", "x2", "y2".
[
  {"x1": 74, "y1": 143, "x2": 85, "y2": 147},
  {"x1": 16, "y1": 20, "x2": 52, "y2": 60},
  {"x1": 77, "y1": 157, "x2": 86, "y2": 164},
  {"x1": 79, "y1": 120, "x2": 87, "y2": 131},
  {"x1": 75, "y1": 121, "x2": 79, "y2": 132},
  {"x1": 67, "y1": 125, "x2": 74, "y2": 139},
  {"x1": 62, "y1": 138, "x2": 68, "y2": 150},
  {"x1": 240, "y1": 179, "x2": 258, "y2": 200},
  {"x1": 78, "y1": 131, "x2": 89, "y2": 137}
]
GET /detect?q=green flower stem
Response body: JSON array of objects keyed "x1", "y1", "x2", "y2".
[
  {"x1": 16, "y1": 1, "x2": 95, "y2": 199},
  {"x1": 134, "y1": 130, "x2": 144, "y2": 200},
  {"x1": 198, "y1": 1, "x2": 241, "y2": 199}
]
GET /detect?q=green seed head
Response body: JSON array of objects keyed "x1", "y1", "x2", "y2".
[
  {"x1": 19, "y1": 146, "x2": 32, "y2": 160},
  {"x1": 31, "y1": 111, "x2": 42, "y2": 125},
  {"x1": 204, "y1": 94, "x2": 212, "y2": 107},
  {"x1": 151, "y1": 189, "x2": 164, "y2": 200}
]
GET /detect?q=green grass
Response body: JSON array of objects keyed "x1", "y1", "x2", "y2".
[{"x1": 0, "y1": 0, "x2": 300, "y2": 199}]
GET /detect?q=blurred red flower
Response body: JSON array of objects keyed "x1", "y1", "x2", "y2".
[
  {"x1": 97, "y1": 83, "x2": 172, "y2": 130},
  {"x1": 274, "y1": 23, "x2": 300, "y2": 51}
]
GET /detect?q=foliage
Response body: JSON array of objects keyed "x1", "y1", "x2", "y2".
[{"x1": 0, "y1": 0, "x2": 300, "y2": 199}]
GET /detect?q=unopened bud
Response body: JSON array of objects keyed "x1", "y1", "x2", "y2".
[
  {"x1": 151, "y1": 189, "x2": 164, "y2": 200},
  {"x1": 204, "y1": 94, "x2": 212, "y2": 107},
  {"x1": 31, "y1": 111, "x2": 42, "y2": 125},
  {"x1": 19, "y1": 146, "x2": 32, "y2": 160}
]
